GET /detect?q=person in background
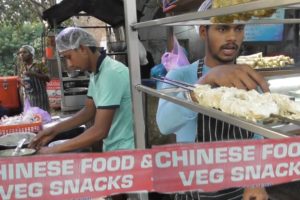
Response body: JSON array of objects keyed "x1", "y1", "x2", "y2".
[
  {"x1": 156, "y1": 0, "x2": 269, "y2": 199},
  {"x1": 17, "y1": 45, "x2": 50, "y2": 112}
]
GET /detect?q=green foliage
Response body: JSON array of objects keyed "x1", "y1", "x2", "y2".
[
  {"x1": 0, "y1": 22, "x2": 44, "y2": 76},
  {"x1": 0, "y1": 0, "x2": 41, "y2": 26}
]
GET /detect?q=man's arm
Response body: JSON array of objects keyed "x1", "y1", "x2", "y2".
[
  {"x1": 38, "y1": 107, "x2": 115, "y2": 154},
  {"x1": 29, "y1": 98, "x2": 96, "y2": 149},
  {"x1": 25, "y1": 62, "x2": 50, "y2": 82}
]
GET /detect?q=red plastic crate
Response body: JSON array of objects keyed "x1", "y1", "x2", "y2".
[
  {"x1": 0, "y1": 114, "x2": 42, "y2": 136},
  {"x1": 0, "y1": 76, "x2": 21, "y2": 109}
]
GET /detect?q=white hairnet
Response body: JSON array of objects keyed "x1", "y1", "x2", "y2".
[
  {"x1": 195, "y1": 0, "x2": 212, "y2": 34},
  {"x1": 21, "y1": 45, "x2": 35, "y2": 57},
  {"x1": 56, "y1": 27, "x2": 98, "y2": 53}
]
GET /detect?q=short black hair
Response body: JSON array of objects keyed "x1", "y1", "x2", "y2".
[{"x1": 88, "y1": 46, "x2": 98, "y2": 53}]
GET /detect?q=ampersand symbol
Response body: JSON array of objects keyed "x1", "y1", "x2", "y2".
[{"x1": 141, "y1": 154, "x2": 152, "y2": 168}]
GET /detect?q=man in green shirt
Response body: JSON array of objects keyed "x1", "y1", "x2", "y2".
[{"x1": 30, "y1": 27, "x2": 134, "y2": 153}]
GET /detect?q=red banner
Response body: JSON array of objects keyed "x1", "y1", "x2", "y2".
[
  {"x1": 1, "y1": 137, "x2": 300, "y2": 199},
  {"x1": 152, "y1": 137, "x2": 300, "y2": 193}
]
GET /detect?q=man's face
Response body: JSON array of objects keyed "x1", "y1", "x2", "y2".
[
  {"x1": 18, "y1": 48, "x2": 32, "y2": 62},
  {"x1": 60, "y1": 47, "x2": 89, "y2": 71},
  {"x1": 201, "y1": 24, "x2": 245, "y2": 65}
]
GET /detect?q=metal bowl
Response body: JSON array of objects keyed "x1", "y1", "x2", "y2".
[
  {"x1": 0, "y1": 148, "x2": 36, "y2": 157},
  {"x1": 0, "y1": 132, "x2": 36, "y2": 148}
]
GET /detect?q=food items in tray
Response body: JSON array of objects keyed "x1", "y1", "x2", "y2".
[
  {"x1": 211, "y1": 0, "x2": 276, "y2": 23},
  {"x1": 0, "y1": 132, "x2": 36, "y2": 147},
  {"x1": 0, "y1": 148, "x2": 36, "y2": 157},
  {"x1": 236, "y1": 52, "x2": 295, "y2": 69},
  {"x1": 0, "y1": 112, "x2": 39, "y2": 126},
  {"x1": 191, "y1": 85, "x2": 300, "y2": 122}
]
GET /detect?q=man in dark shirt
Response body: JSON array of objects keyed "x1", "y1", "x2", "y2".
[{"x1": 17, "y1": 45, "x2": 50, "y2": 112}]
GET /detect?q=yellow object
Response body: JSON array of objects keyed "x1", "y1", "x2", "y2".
[{"x1": 211, "y1": 0, "x2": 276, "y2": 23}]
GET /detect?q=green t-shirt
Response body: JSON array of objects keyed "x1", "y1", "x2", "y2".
[{"x1": 87, "y1": 56, "x2": 134, "y2": 151}]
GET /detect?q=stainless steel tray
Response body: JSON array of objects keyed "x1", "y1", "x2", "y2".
[{"x1": 137, "y1": 85, "x2": 300, "y2": 139}]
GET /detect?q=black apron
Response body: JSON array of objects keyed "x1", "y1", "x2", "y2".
[
  {"x1": 173, "y1": 60, "x2": 254, "y2": 200},
  {"x1": 196, "y1": 59, "x2": 254, "y2": 142}
]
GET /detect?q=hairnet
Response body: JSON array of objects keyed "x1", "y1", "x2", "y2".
[
  {"x1": 195, "y1": 0, "x2": 212, "y2": 34},
  {"x1": 21, "y1": 45, "x2": 35, "y2": 57},
  {"x1": 55, "y1": 27, "x2": 98, "y2": 53}
]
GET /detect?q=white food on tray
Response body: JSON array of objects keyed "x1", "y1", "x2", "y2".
[{"x1": 192, "y1": 85, "x2": 300, "y2": 122}]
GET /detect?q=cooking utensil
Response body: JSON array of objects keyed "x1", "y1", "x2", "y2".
[
  {"x1": 64, "y1": 87, "x2": 88, "y2": 95},
  {"x1": 0, "y1": 148, "x2": 36, "y2": 157},
  {"x1": 160, "y1": 76, "x2": 196, "y2": 88},
  {"x1": 152, "y1": 77, "x2": 194, "y2": 91},
  {"x1": 12, "y1": 138, "x2": 26, "y2": 156}
]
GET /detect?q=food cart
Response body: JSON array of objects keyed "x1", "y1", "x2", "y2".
[{"x1": 2, "y1": 1, "x2": 300, "y2": 200}]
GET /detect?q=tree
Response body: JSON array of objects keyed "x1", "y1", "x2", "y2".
[
  {"x1": 0, "y1": 22, "x2": 43, "y2": 76},
  {"x1": 0, "y1": 0, "x2": 57, "y2": 76},
  {"x1": 0, "y1": 0, "x2": 56, "y2": 26}
]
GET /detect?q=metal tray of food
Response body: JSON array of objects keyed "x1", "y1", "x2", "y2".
[
  {"x1": 255, "y1": 65, "x2": 299, "y2": 72},
  {"x1": 137, "y1": 82, "x2": 300, "y2": 138}
]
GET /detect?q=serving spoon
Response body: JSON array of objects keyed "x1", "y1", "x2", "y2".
[{"x1": 12, "y1": 138, "x2": 27, "y2": 156}]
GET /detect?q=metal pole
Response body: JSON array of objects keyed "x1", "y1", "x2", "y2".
[
  {"x1": 124, "y1": 0, "x2": 149, "y2": 199},
  {"x1": 124, "y1": 0, "x2": 146, "y2": 149}
]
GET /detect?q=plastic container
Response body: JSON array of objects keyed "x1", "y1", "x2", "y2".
[
  {"x1": 0, "y1": 76, "x2": 20, "y2": 109},
  {"x1": 45, "y1": 47, "x2": 54, "y2": 59}
]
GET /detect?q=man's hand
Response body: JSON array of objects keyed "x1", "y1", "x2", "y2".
[
  {"x1": 198, "y1": 64, "x2": 269, "y2": 92},
  {"x1": 28, "y1": 128, "x2": 57, "y2": 150},
  {"x1": 243, "y1": 187, "x2": 268, "y2": 200}
]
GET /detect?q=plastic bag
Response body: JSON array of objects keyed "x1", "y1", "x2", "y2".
[
  {"x1": 151, "y1": 63, "x2": 168, "y2": 89},
  {"x1": 161, "y1": 35, "x2": 190, "y2": 71},
  {"x1": 23, "y1": 98, "x2": 51, "y2": 124}
]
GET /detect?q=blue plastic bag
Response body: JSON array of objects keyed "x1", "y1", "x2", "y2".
[{"x1": 151, "y1": 63, "x2": 168, "y2": 89}]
